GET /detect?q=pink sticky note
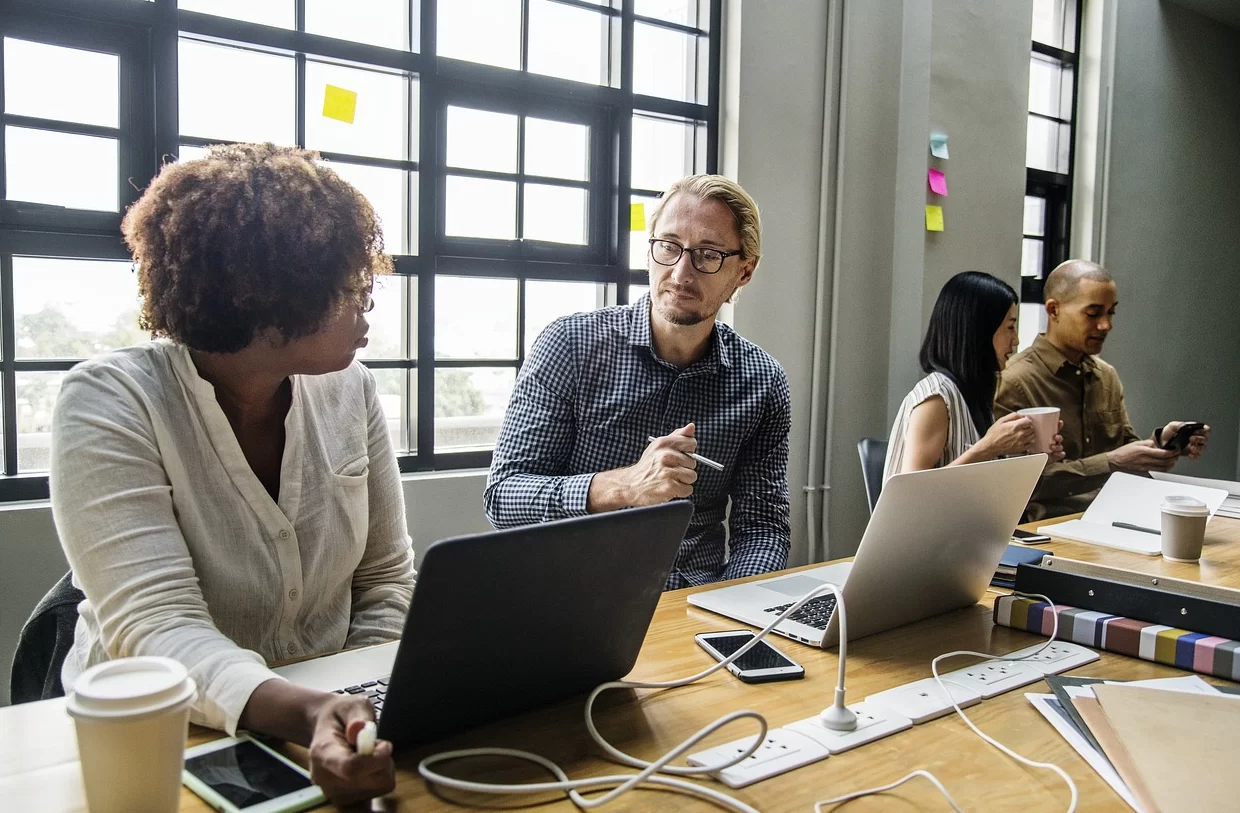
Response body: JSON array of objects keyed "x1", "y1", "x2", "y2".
[{"x1": 928, "y1": 168, "x2": 948, "y2": 196}]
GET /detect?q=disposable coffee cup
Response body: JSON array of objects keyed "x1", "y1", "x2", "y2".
[
  {"x1": 66, "y1": 656, "x2": 196, "y2": 813},
  {"x1": 1017, "y1": 407, "x2": 1061, "y2": 455},
  {"x1": 1160, "y1": 496, "x2": 1209, "y2": 562}
]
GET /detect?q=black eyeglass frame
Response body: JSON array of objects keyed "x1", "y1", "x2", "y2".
[{"x1": 647, "y1": 238, "x2": 743, "y2": 275}]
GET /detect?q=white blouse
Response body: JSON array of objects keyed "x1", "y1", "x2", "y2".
[
  {"x1": 52, "y1": 340, "x2": 416, "y2": 733},
  {"x1": 883, "y1": 371, "x2": 981, "y2": 482}
]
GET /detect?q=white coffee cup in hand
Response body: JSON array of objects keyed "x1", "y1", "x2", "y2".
[{"x1": 1018, "y1": 407, "x2": 1061, "y2": 455}]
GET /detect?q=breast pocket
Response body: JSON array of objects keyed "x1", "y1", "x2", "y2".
[{"x1": 333, "y1": 455, "x2": 370, "y2": 547}]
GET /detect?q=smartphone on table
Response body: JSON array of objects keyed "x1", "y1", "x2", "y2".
[
  {"x1": 694, "y1": 630, "x2": 805, "y2": 684},
  {"x1": 1011, "y1": 528, "x2": 1051, "y2": 545},
  {"x1": 183, "y1": 735, "x2": 325, "y2": 813},
  {"x1": 1162, "y1": 422, "x2": 1205, "y2": 453}
]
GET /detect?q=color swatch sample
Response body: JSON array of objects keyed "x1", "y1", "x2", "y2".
[
  {"x1": 928, "y1": 168, "x2": 948, "y2": 196},
  {"x1": 925, "y1": 205, "x2": 944, "y2": 232}
]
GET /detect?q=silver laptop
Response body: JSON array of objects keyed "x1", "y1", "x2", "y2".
[{"x1": 688, "y1": 455, "x2": 1046, "y2": 647}]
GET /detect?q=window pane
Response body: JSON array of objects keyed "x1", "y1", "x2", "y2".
[
  {"x1": 524, "y1": 280, "x2": 602, "y2": 355},
  {"x1": 1025, "y1": 115, "x2": 1071, "y2": 174},
  {"x1": 4, "y1": 39, "x2": 118, "y2": 128},
  {"x1": 324, "y1": 161, "x2": 414, "y2": 255},
  {"x1": 524, "y1": 117, "x2": 589, "y2": 181},
  {"x1": 435, "y1": 276, "x2": 517, "y2": 359},
  {"x1": 434, "y1": 367, "x2": 515, "y2": 451},
  {"x1": 178, "y1": 0, "x2": 293, "y2": 29},
  {"x1": 445, "y1": 176, "x2": 516, "y2": 240},
  {"x1": 528, "y1": 0, "x2": 609, "y2": 86},
  {"x1": 356, "y1": 274, "x2": 408, "y2": 360},
  {"x1": 633, "y1": 23, "x2": 703, "y2": 103},
  {"x1": 629, "y1": 283, "x2": 650, "y2": 302},
  {"x1": 178, "y1": 144, "x2": 210, "y2": 162},
  {"x1": 13, "y1": 257, "x2": 143, "y2": 359},
  {"x1": 1024, "y1": 196, "x2": 1046, "y2": 237},
  {"x1": 306, "y1": 62, "x2": 412, "y2": 162},
  {"x1": 447, "y1": 107, "x2": 517, "y2": 173},
  {"x1": 369, "y1": 368, "x2": 412, "y2": 452},
  {"x1": 179, "y1": 40, "x2": 295, "y2": 144},
  {"x1": 632, "y1": 114, "x2": 702, "y2": 192},
  {"x1": 16, "y1": 371, "x2": 66, "y2": 472},
  {"x1": 1022, "y1": 238, "x2": 1044, "y2": 278},
  {"x1": 5, "y1": 127, "x2": 117, "y2": 211},
  {"x1": 437, "y1": 0, "x2": 520, "y2": 71},
  {"x1": 635, "y1": 0, "x2": 699, "y2": 26},
  {"x1": 1031, "y1": 0, "x2": 1076, "y2": 52},
  {"x1": 306, "y1": 0, "x2": 414, "y2": 51},
  {"x1": 523, "y1": 184, "x2": 587, "y2": 245},
  {"x1": 1018, "y1": 302, "x2": 1047, "y2": 351},
  {"x1": 1028, "y1": 55, "x2": 1073, "y2": 121},
  {"x1": 630, "y1": 194, "x2": 660, "y2": 269}
]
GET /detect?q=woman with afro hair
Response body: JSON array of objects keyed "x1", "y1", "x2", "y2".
[{"x1": 51, "y1": 143, "x2": 411, "y2": 803}]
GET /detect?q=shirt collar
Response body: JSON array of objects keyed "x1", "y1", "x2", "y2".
[
  {"x1": 1031, "y1": 333, "x2": 1096, "y2": 374},
  {"x1": 627, "y1": 293, "x2": 733, "y2": 371}
]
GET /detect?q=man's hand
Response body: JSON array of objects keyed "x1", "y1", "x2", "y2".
[
  {"x1": 587, "y1": 424, "x2": 697, "y2": 511},
  {"x1": 1160, "y1": 421, "x2": 1210, "y2": 460},
  {"x1": 306, "y1": 694, "x2": 396, "y2": 805},
  {"x1": 1107, "y1": 439, "x2": 1179, "y2": 473}
]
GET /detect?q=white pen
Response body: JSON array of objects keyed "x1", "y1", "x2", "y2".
[
  {"x1": 647, "y1": 436, "x2": 725, "y2": 471},
  {"x1": 356, "y1": 720, "x2": 377, "y2": 756}
]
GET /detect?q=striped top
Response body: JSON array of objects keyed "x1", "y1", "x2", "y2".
[{"x1": 883, "y1": 371, "x2": 980, "y2": 482}]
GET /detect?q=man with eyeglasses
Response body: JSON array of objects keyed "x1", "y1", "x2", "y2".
[{"x1": 485, "y1": 175, "x2": 790, "y2": 589}]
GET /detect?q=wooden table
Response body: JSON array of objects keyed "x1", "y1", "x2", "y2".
[{"x1": 5, "y1": 515, "x2": 1239, "y2": 812}]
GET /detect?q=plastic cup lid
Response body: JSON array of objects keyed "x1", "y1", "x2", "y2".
[
  {"x1": 66, "y1": 656, "x2": 196, "y2": 720},
  {"x1": 1162, "y1": 495, "x2": 1209, "y2": 518}
]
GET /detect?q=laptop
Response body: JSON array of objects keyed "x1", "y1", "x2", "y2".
[
  {"x1": 687, "y1": 455, "x2": 1045, "y2": 648},
  {"x1": 273, "y1": 501, "x2": 692, "y2": 749}
]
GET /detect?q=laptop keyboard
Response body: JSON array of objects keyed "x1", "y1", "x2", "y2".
[
  {"x1": 764, "y1": 595, "x2": 837, "y2": 630},
  {"x1": 334, "y1": 676, "x2": 390, "y2": 718}
]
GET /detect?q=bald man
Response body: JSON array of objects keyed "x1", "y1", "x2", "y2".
[{"x1": 995, "y1": 260, "x2": 1209, "y2": 520}]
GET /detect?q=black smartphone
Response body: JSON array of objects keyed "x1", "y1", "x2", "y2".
[
  {"x1": 1011, "y1": 528, "x2": 1052, "y2": 545},
  {"x1": 695, "y1": 630, "x2": 805, "y2": 684},
  {"x1": 1162, "y1": 422, "x2": 1205, "y2": 453}
]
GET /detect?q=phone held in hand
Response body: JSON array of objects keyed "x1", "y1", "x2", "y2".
[
  {"x1": 1011, "y1": 528, "x2": 1052, "y2": 545},
  {"x1": 1162, "y1": 422, "x2": 1205, "y2": 453},
  {"x1": 694, "y1": 630, "x2": 805, "y2": 684},
  {"x1": 183, "y1": 735, "x2": 325, "y2": 813}
]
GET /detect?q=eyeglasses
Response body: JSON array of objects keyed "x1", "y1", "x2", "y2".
[
  {"x1": 648, "y1": 238, "x2": 743, "y2": 275},
  {"x1": 362, "y1": 295, "x2": 375, "y2": 314}
]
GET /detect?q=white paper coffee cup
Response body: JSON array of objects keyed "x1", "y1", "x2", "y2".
[
  {"x1": 1161, "y1": 496, "x2": 1209, "y2": 562},
  {"x1": 1018, "y1": 407, "x2": 1060, "y2": 454},
  {"x1": 66, "y1": 656, "x2": 196, "y2": 813}
]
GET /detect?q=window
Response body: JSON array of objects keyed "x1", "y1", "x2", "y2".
[
  {"x1": 1020, "y1": 0, "x2": 1082, "y2": 349},
  {"x1": 0, "y1": 0, "x2": 719, "y2": 500}
]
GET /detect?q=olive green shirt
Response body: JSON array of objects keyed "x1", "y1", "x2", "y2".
[{"x1": 995, "y1": 334, "x2": 1151, "y2": 521}]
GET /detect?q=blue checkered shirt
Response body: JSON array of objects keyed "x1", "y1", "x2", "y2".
[{"x1": 484, "y1": 295, "x2": 791, "y2": 589}]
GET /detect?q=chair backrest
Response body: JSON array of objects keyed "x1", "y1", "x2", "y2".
[
  {"x1": 856, "y1": 437, "x2": 888, "y2": 514},
  {"x1": 9, "y1": 570, "x2": 83, "y2": 704}
]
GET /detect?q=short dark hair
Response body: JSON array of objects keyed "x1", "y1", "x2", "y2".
[
  {"x1": 919, "y1": 271, "x2": 1018, "y2": 434},
  {"x1": 123, "y1": 142, "x2": 392, "y2": 353}
]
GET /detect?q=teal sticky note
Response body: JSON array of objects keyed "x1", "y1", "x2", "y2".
[{"x1": 930, "y1": 132, "x2": 949, "y2": 159}]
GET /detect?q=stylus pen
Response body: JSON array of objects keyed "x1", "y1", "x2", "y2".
[
  {"x1": 646, "y1": 436, "x2": 725, "y2": 471},
  {"x1": 1112, "y1": 520, "x2": 1160, "y2": 536}
]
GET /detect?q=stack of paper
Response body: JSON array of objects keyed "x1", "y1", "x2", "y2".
[
  {"x1": 1027, "y1": 676, "x2": 1240, "y2": 811},
  {"x1": 1152, "y1": 471, "x2": 1240, "y2": 520}
]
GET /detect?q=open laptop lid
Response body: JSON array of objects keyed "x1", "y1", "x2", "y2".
[{"x1": 377, "y1": 501, "x2": 692, "y2": 749}]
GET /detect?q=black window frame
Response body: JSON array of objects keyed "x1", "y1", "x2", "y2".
[{"x1": 0, "y1": 0, "x2": 721, "y2": 500}]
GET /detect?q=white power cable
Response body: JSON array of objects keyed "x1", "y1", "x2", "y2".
[
  {"x1": 814, "y1": 590, "x2": 1079, "y2": 813},
  {"x1": 419, "y1": 582, "x2": 848, "y2": 812}
]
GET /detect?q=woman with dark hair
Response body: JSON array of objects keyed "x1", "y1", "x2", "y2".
[
  {"x1": 51, "y1": 144, "x2": 409, "y2": 802},
  {"x1": 883, "y1": 271, "x2": 1063, "y2": 481}
]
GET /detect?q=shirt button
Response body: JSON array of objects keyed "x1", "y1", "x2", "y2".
[
  {"x1": 279, "y1": 529, "x2": 291, "y2": 540},
  {"x1": 288, "y1": 588, "x2": 299, "y2": 600},
  {"x1": 287, "y1": 643, "x2": 296, "y2": 654}
]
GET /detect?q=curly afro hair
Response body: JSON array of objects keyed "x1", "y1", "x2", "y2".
[{"x1": 122, "y1": 142, "x2": 393, "y2": 353}]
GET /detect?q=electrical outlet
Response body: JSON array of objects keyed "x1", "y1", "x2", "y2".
[
  {"x1": 686, "y1": 729, "x2": 830, "y2": 789},
  {"x1": 782, "y1": 701, "x2": 913, "y2": 754},
  {"x1": 1000, "y1": 641, "x2": 1099, "y2": 676},
  {"x1": 941, "y1": 659, "x2": 1044, "y2": 699},
  {"x1": 865, "y1": 677, "x2": 982, "y2": 724}
]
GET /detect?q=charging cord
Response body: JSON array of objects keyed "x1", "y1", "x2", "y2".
[
  {"x1": 419, "y1": 581, "x2": 849, "y2": 812},
  {"x1": 813, "y1": 590, "x2": 1079, "y2": 813}
]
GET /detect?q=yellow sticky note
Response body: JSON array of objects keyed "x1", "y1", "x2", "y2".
[
  {"x1": 630, "y1": 202, "x2": 646, "y2": 232},
  {"x1": 322, "y1": 85, "x2": 358, "y2": 124},
  {"x1": 925, "y1": 204, "x2": 944, "y2": 232}
]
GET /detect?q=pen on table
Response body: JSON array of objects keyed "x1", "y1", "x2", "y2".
[
  {"x1": 1112, "y1": 521, "x2": 1160, "y2": 536},
  {"x1": 647, "y1": 436, "x2": 725, "y2": 471}
]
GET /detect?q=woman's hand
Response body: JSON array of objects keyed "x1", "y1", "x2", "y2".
[
  {"x1": 306, "y1": 694, "x2": 396, "y2": 804},
  {"x1": 980, "y1": 412, "x2": 1037, "y2": 457},
  {"x1": 1048, "y1": 420, "x2": 1066, "y2": 462}
]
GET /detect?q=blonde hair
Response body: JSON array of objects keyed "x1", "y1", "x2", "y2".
[{"x1": 648, "y1": 174, "x2": 762, "y2": 269}]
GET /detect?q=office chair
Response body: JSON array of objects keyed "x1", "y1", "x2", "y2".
[
  {"x1": 9, "y1": 571, "x2": 83, "y2": 704},
  {"x1": 856, "y1": 438, "x2": 888, "y2": 514}
]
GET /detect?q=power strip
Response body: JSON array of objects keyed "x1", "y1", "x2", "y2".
[{"x1": 685, "y1": 641, "x2": 1098, "y2": 788}]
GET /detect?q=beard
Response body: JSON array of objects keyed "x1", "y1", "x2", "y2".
[{"x1": 656, "y1": 300, "x2": 709, "y2": 326}]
